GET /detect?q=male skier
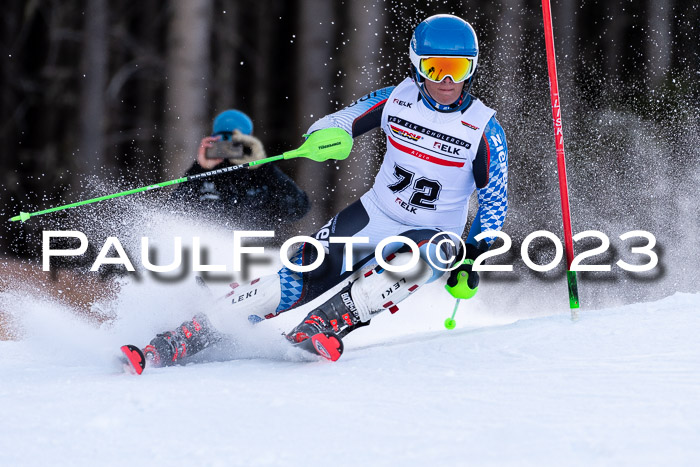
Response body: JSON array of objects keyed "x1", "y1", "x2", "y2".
[{"x1": 121, "y1": 14, "x2": 509, "y2": 372}]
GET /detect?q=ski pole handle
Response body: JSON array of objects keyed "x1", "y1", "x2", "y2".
[
  {"x1": 445, "y1": 259, "x2": 478, "y2": 300},
  {"x1": 282, "y1": 128, "x2": 353, "y2": 162}
]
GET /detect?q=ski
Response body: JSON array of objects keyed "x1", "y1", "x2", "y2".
[
  {"x1": 120, "y1": 331, "x2": 344, "y2": 375},
  {"x1": 119, "y1": 344, "x2": 147, "y2": 375},
  {"x1": 292, "y1": 332, "x2": 344, "y2": 362}
]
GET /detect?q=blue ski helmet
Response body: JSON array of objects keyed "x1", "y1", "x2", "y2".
[
  {"x1": 410, "y1": 15, "x2": 479, "y2": 113},
  {"x1": 212, "y1": 109, "x2": 253, "y2": 140}
]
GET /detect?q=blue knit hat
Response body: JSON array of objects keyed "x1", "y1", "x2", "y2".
[{"x1": 212, "y1": 110, "x2": 253, "y2": 139}]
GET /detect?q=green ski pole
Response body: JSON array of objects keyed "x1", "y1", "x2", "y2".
[
  {"x1": 9, "y1": 128, "x2": 352, "y2": 223},
  {"x1": 445, "y1": 299, "x2": 460, "y2": 330},
  {"x1": 443, "y1": 259, "x2": 478, "y2": 330}
]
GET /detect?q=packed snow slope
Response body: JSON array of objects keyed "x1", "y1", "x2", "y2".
[{"x1": 0, "y1": 275, "x2": 698, "y2": 466}]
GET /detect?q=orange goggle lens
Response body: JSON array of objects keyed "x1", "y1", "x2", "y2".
[{"x1": 419, "y1": 56, "x2": 474, "y2": 83}]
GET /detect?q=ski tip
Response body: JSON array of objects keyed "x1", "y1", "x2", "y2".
[
  {"x1": 120, "y1": 344, "x2": 146, "y2": 375},
  {"x1": 311, "y1": 332, "x2": 344, "y2": 362}
]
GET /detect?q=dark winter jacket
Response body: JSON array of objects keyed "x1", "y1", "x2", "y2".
[{"x1": 172, "y1": 160, "x2": 310, "y2": 229}]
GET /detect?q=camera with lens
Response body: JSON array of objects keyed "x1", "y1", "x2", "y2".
[{"x1": 205, "y1": 140, "x2": 244, "y2": 160}]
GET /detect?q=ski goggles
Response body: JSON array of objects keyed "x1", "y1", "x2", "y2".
[{"x1": 417, "y1": 55, "x2": 475, "y2": 83}]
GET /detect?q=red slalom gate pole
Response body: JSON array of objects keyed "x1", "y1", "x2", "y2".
[{"x1": 541, "y1": 0, "x2": 580, "y2": 312}]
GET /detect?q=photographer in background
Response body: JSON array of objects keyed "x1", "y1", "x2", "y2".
[{"x1": 173, "y1": 109, "x2": 310, "y2": 228}]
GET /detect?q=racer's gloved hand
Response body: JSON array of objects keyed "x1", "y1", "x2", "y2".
[
  {"x1": 445, "y1": 242, "x2": 488, "y2": 299},
  {"x1": 283, "y1": 127, "x2": 353, "y2": 162},
  {"x1": 447, "y1": 259, "x2": 479, "y2": 290},
  {"x1": 231, "y1": 130, "x2": 266, "y2": 161}
]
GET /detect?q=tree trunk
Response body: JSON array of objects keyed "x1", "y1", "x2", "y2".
[
  {"x1": 332, "y1": 1, "x2": 386, "y2": 213},
  {"x1": 253, "y1": 1, "x2": 282, "y2": 134},
  {"x1": 78, "y1": 0, "x2": 108, "y2": 177},
  {"x1": 133, "y1": 0, "x2": 166, "y2": 182},
  {"x1": 212, "y1": 3, "x2": 240, "y2": 111},
  {"x1": 602, "y1": 0, "x2": 625, "y2": 94},
  {"x1": 492, "y1": 0, "x2": 522, "y2": 112},
  {"x1": 646, "y1": 0, "x2": 673, "y2": 90},
  {"x1": 556, "y1": 0, "x2": 578, "y2": 82},
  {"x1": 164, "y1": 0, "x2": 213, "y2": 178},
  {"x1": 294, "y1": 0, "x2": 337, "y2": 228}
]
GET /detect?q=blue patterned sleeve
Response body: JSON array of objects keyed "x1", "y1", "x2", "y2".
[
  {"x1": 307, "y1": 87, "x2": 395, "y2": 138},
  {"x1": 466, "y1": 116, "x2": 509, "y2": 247}
]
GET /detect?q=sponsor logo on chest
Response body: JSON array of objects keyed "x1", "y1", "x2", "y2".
[
  {"x1": 388, "y1": 116, "x2": 471, "y2": 149},
  {"x1": 461, "y1": 121, "x2": 479, "y2": 130},
  {"x1": 389, "y1": 124, "x2": 422, "y2": 142},
  {"x1": 433, "y1": 141, "x2": 461, "y2": 155},
  {"x1": 392, "y1": 98, "x2": 413, "y2": 108},
  {"x1": 395, "y1": 197, "x2": 418, "y2": 214}
]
